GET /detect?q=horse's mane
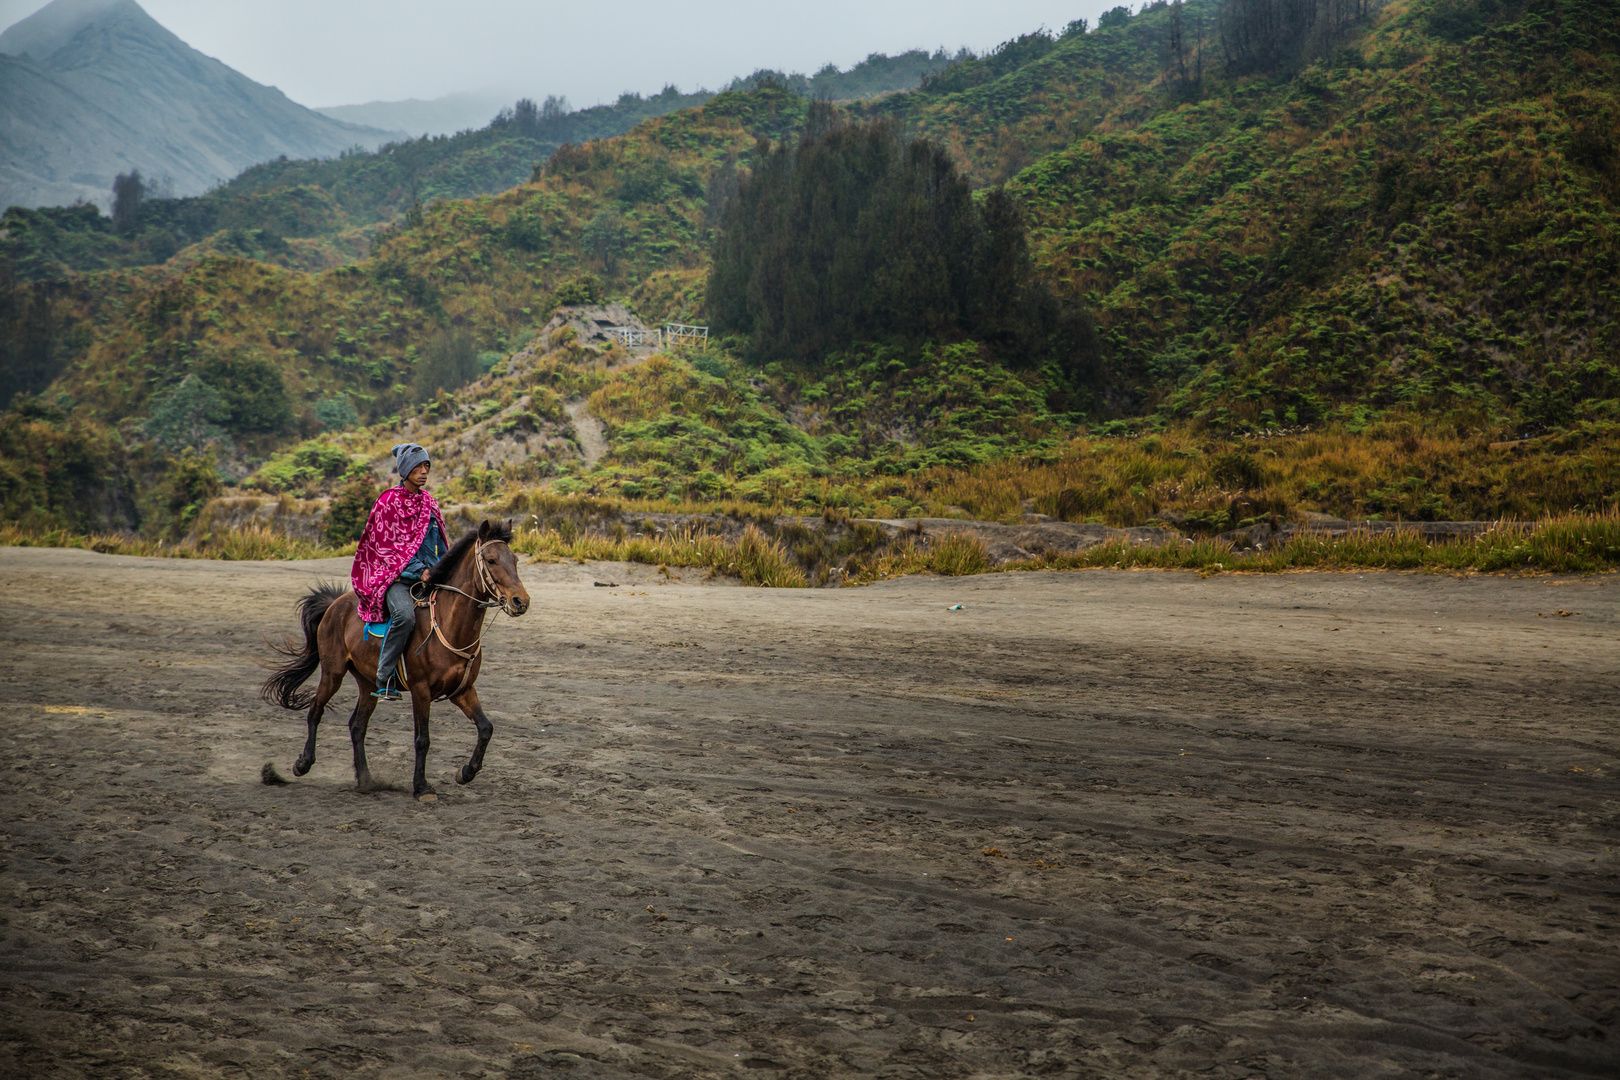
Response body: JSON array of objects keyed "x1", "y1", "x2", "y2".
[{"x1": 433, "y1": 519, "x2": 513, "y2": 583}]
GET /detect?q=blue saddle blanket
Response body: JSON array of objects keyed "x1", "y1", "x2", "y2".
[{"x1": 363, "y1": 621, "x2": 390, "y2": 642}]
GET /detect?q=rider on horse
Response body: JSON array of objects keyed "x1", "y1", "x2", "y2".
[{"x1": 351, "y1": 443, "x2": 449, "y2": 701}]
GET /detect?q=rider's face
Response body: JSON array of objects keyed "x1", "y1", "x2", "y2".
[{"x1": 406, "y1": 462, "x2": 431, "y2": 489}]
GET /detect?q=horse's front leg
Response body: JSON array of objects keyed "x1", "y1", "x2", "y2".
[
  {"x1": 294, "y1": 668, "x2": 344, "y2": 776},
  {"x1": 348, "y1": 684, "x2": 380, "y2": 793},
  {"x1": 411, "y1": 686, "x2": 436, "y2": 802},
  {"x1": 451, "y1": 685, "x2": 494, "y2": 786}
]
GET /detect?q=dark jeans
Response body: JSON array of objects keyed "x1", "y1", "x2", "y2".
[{"x1": 376, "y1": 581, "x2": 416, "y2": 689}]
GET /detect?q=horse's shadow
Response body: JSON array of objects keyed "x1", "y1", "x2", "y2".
[{"x1": 260, "y1": 761, "x2": 409, "y2": 795}]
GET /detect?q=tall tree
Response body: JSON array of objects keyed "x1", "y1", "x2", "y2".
[{"x1": 112, "y1": 170, "x2": 145, "y2": 234}]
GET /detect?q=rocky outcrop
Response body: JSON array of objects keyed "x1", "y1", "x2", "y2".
[
  {"x1": 1217, "y1": 518, "x2": 1502, "y2": 551},
  {"x1": 865, "y1": 517, "x2": 1175, "y2": 564}
]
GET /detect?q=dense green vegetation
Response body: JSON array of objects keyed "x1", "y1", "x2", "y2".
[
  {"x1": 1, "y1": 0, "x2": 1617, "y2": 547},
  {"x1": 709, "y1": 105, "x2": 1097, "y2": 379},
  {"x1": 862, "y1": 0, "x2": 1620, "y2": 436}
]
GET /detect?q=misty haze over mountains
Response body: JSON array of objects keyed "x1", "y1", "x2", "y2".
[
  {"x1": 314, "y1": 92, "x2": 515, "y2": 141},
  {"x1": 0, "y1": 0, "x2": 398, "y2": 210}
]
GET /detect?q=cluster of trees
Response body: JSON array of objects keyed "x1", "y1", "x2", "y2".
[
  {"x1": 728, "y1": 49, "x2": 968, "y2": 101},
  {"x1": 1219, "y1": 0, "x2": 1378, "y2": 74},
  {"x1": 1168, "y1": 1, "x2": 1207, "y2": 100},
  {"x1": 488, "y1": 86, "x2": 712, "y2": 144},
  {"x1": 708, "y1": 106, "x2": 1098, "y2": 378}
]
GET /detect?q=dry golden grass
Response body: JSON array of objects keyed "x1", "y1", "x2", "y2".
[
  {"x1": 847, "y1": 511, "x2": 1620, "y2": 582},
  {"x1": 897, "y1": 421, "x2": 1620, "y2": 528},
  {"x1": 5, "y1": 512, "x2": 1615, "y2": 584},
  {"x1": 0, "y1": 524, "x2": 356, "y2": 561},
  {"x1": 511, "y1": 521, "x2": 807, "y2": 587}
]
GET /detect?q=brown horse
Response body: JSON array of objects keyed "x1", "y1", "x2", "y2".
[{"x1": 261, "y1": 519, "x2": 530, "y2": 800}]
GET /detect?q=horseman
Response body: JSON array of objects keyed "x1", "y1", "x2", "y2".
[{"x1": 351, "y1": 443, "x2": 449, "y2": 702}]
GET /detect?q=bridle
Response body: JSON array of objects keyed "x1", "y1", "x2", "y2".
[
  {"x1": 421, "y1": 538, "x2": 516, "y2": 616},
  {"x1": 408, "y1": 538, "x2": 519, "y2": 699}
]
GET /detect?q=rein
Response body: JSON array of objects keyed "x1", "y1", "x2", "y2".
[{"x1": 409, "y1": 538, "x2": 515, "y2": 699}]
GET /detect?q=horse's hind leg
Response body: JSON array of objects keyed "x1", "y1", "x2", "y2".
[
  {"x1": 293, "y1": 667, "x2": 344, "y2": 777},
  {"x1": 348, "y1": 685, "x2": 380, "y2": 793},
  {"x1": 450, "y1": 686, "x2": 494, "y2": 786}
]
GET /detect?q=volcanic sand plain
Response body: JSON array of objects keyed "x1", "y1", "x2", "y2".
[{"x1": 1, "y1": 546, "x2": 1616, "y2": 1078}]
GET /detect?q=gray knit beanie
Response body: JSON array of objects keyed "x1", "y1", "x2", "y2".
[{"x1": 392, "y1": 442, "x2": 431, "y2": 479}]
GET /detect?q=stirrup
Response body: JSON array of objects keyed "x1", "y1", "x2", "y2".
[{"x1": 372, "y1": 680, "x2": 403, "y2": 702}]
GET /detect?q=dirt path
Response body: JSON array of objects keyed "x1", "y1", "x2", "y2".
[
  {"x1": 564, "y1": 399, "x2": 609, "y2": 467},
  {"x1": 2, "y1": 549, "x2": 1616, "y2": 1078},
  {"x1": 564, "y1": 347, "x2": 657, "y2": 469}
]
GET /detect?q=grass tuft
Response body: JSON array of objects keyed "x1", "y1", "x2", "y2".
[{"x1": 929, "y1": 532, "x2": 992, "y2": 576}]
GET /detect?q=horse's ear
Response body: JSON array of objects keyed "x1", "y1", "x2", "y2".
[{"x1": 478, "y1": 519, "x2": 491, "y2": 540}]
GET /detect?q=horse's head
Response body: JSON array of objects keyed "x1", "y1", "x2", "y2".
[{"x1": 476, "y1": 518, "x2": 530, "y2": 617}]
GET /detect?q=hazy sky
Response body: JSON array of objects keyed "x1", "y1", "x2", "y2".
[{"x1": 2, "y1": 0, "x2": 1122, "y2": 108}]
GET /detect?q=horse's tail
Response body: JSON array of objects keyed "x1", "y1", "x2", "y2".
[{"x1": 260, "y1": 582, "x2": 345, "y2": 710}]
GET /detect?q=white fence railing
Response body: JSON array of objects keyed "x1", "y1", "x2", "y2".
[
  {"x1": 664, "y1": 323, "x2": 709, "y2": 350},
  {"x1": 604, "y1": 326, "x2": 660, "y2": 348}
]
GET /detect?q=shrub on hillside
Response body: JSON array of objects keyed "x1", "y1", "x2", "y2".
[
  {"x1": 144, "y1": 375, "x2": 232, "y2": 451},
  {"x1": 324, "y1": 475, "x2": 378, "y2": 545},
  {"x1": 202, "y1": 354, "x2": 293, "y2": 435},
  {"x1": 552, "y1": 275, "x2": 603, "y2": 306},
  {"x1": 253, "y1": 441, "x2": 354, "y2": 495},
  {"x1": 315, "y1": 395, "x2": 360, "y2": 430}
]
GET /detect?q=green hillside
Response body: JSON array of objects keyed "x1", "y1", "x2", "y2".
[
  {"x1": 0, "y1": 50, "x2": 958, "y2": 286},
  {"x1": 0, "y1": 88, "x2": 715, "y2": 283},
  {"x1": 869, "y1": 0, "x2": 1620, "y2": 434},
  {"x1": 2, "y1": 0, "x2": 1617, "y2": 539}
]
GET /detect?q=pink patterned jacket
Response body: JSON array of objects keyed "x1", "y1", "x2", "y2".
[{"x1": 350, "y1": 484, "x2": 448, "y2": 623}]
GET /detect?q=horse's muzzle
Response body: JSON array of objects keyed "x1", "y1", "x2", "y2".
[{"x1": 507, "y1": 595, "x2": 530, "y2": 616}]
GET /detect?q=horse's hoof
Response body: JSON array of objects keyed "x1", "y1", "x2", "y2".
[
  {"x1": 417, "y1": 792, "x2": 438, "y2": 803},
  {"x1": 457, "y1": 764, "x2": 477, "y2": 785},
  {"x1": 293, "y1": 758, "x2": 313, "y2": 777}
]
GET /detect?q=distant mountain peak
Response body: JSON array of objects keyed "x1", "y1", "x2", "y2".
[
  {"x1": 0, "y1": 0, "x2": 151, "y2": 61},
  {"x1": 0, "y1": 0, "x2": 396, "y2": 211}
]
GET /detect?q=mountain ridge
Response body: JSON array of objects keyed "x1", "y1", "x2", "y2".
[{"x1": 0, "y1": 0, "x2": 399, "y2": 210}]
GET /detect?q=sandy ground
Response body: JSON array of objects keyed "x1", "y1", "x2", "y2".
[{"x1": 1, "y1": 547, "x2": 1616, "y2": 1079}]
